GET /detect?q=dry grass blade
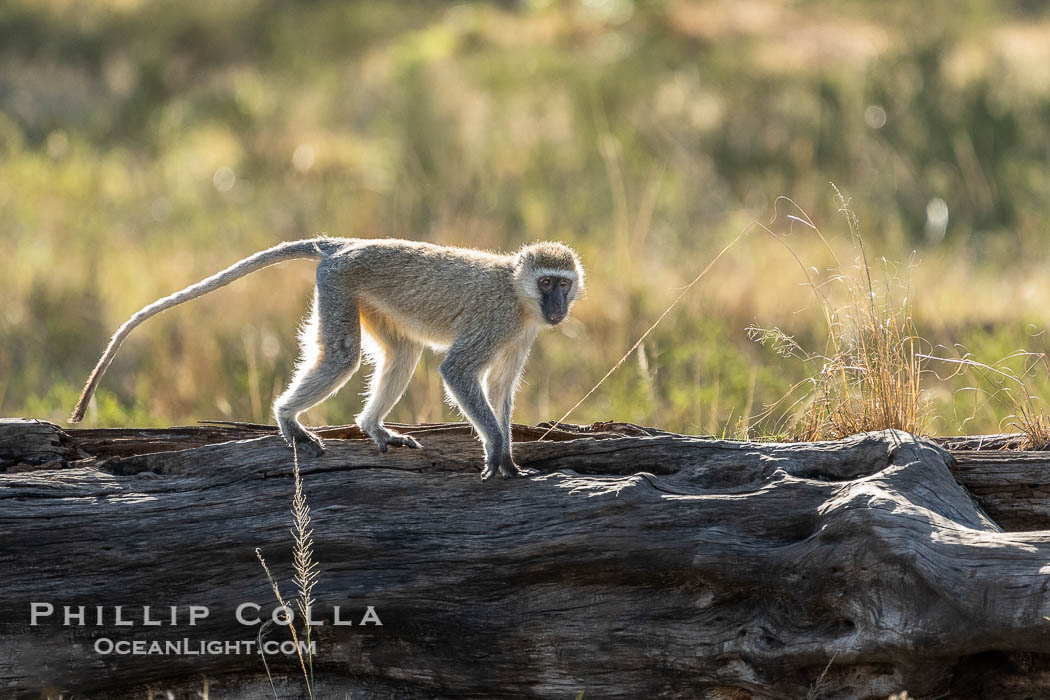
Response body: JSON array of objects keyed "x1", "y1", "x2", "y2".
[
  {"x1": 538, "y1": 227, "x2": 752, "y2": 440},
  {"x1": 256, "y1": 620, "x2": 279, "y2": 700},
  {"x1": 804, "y1": 653, "x2": 837, "y2": 700},
  {"x1": 256, "y1": 547, "x2": 313, "y2": 698}
]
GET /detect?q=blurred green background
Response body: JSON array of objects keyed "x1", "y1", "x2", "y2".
[{"x1": 4, "y1": 0, "x2": 1050, "y2": 436}]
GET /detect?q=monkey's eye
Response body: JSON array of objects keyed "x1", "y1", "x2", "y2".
[
  {"x1": 539, "y1": 277, "x2": 552, "y2": 290},
  {"x1": 559, "y1": 279, "x2": 572, "y2": 291}
]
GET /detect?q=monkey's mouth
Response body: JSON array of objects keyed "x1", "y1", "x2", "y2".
[{"x1": 545, "y1": 313, "x2": 565, "y2": 325}]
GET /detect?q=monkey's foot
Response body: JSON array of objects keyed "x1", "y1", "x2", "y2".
[
  {"x1": 281, "y1": 424, "x2": 326, "y2": 457},
  {"x1": 298, "y1": 440, "x2": 325, "y2": 458},
  {"x1": 380, "y1": 434, "x2": 422, "y2": 452},
  {"x1": 277, "y1": 416, "x2": 326, "y2": 457},
  {"x1": 291, "y1": 434, "x2": 325, "y2": 458}
]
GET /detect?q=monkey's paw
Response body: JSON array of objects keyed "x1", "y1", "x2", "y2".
[
  {"x1": 385, "y1": 434, "x2": 422, "y2": 451},
  {"x1": 370, "y1": 429, "x2": 423, "y2": 453},
  {"x1": 278, "y1": 419, "x2": 325, "y2": 457},
  {"x1": 481, "y1": 460, "x2": 536, "y2": 481}
]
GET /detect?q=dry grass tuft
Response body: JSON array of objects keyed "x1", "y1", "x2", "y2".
[
  {"x1": 1015, "y1": 403, "x2": 1050, "y2": 449},
  {"x1": 920, "y1": 350, "x2": 1050, "y2": 450},
  {"x1": 749, "y1": 189, "x2": 929, "y2": 441}
]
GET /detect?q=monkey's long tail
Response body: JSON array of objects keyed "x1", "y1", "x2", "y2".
[{"x1": 69, "y1": 238, "x2": 338, "y2": 423}]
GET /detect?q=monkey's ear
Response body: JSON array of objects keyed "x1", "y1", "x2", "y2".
[{"x1": 512, "y1": 247, "x2": 536, "y2": 277}]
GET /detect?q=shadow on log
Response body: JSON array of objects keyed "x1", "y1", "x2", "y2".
[{"x1": 3, "y1": 418, "x2": 1050, "y2": 699}]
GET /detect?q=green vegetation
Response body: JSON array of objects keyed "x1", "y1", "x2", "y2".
[{"x1": 5, "y1": 0, "x2": 1050, "y2": 437}]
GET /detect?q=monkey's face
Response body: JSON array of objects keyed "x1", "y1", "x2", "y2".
[
  {"x1": 537, "y1": 275, "x2": 574, "y2": 325},
  {"x1": 514, "y1": 241, "x2": 584, "y2": 325}
]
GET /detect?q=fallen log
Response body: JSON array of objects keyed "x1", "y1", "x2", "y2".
[{"x1": 2, "y1": 418, "x2": 1050, "y2": 699}]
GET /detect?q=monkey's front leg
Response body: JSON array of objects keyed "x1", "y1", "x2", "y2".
[
  {"x1": 491, "y1": 393, "x2": 537, "y2": 480},
  {"x1": 486, "y1": 353, "x2": 538, "y2": 480},
  {"x1": 483, "y1": 404, "x2": 535, "y2": 481},
  {"x1": 440, "y1": 353, "x2": 531, "y2": 481}
]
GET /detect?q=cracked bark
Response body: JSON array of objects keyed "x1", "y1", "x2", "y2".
[{"x1": 3, "y1": 418, "x2": 1050, "y2": 699}]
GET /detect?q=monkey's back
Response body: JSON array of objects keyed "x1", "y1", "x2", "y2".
[{"x1": 329, "y1": 238, "x2": 529, "y2": 351}]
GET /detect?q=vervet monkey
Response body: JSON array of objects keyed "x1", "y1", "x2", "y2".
[{"x1": 70, "y1": 238, "x2": 585, "y2": 480}]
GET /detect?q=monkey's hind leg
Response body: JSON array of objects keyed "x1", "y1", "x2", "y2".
[
  {"x1": 356, "y1": 327, "x2": 424, "y2": 452},
  {"x1": 273, "y1": 277, "x2": 362, "y2": 457}
]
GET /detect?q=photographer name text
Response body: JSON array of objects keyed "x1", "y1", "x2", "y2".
[{"x1": 30, "y1": 602, "x2": 382, "y2": 627}]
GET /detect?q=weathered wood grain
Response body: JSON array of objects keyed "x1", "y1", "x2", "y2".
[
  {"x1": 2, "y1": 419, "x2": 1050, "y2": 699},
  {"x1": 948, "y1": 450, "x2": 1050, "y2": 532}
]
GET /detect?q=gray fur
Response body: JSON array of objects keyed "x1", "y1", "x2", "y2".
[{"x1": 70, "y1": 237, "x2": 584, "y2": 480}]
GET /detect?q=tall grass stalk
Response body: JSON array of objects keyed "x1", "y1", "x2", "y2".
[
  {"x1": 291, "y1": 442, "x2": 319, "y2": 687},
  {"x1": 255, "y1": 442, "x2": 318, "y2": 699}
]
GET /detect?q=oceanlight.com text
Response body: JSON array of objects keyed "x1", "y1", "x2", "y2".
[{"x1": 94, "y1": 638, "x2": 316, "y2": 656}]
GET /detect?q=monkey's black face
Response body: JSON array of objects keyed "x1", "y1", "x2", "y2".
[{"x1": 537, "y1": 276, "x2": 573, "y2": 325}]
